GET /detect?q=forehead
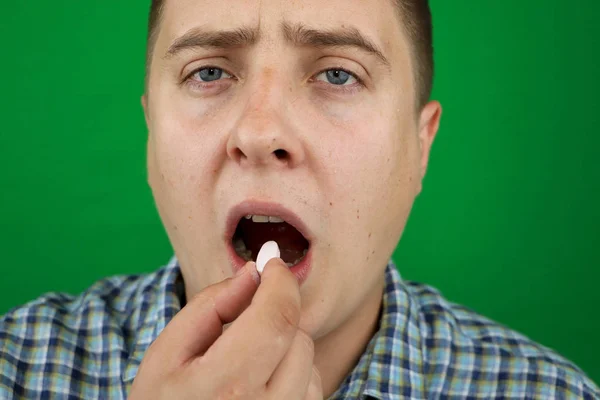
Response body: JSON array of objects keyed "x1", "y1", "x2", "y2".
[{"x1": 157, "y1": 0, "x2": 407, "y2": 61}]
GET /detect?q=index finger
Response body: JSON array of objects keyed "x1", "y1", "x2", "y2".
[{"x1": 147, "y1": 261, "x2": 260, "y2": 370}]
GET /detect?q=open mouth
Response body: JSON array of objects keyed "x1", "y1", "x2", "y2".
[{"x1": 232, "y1": 214, "x2": 310, "y2": 267}]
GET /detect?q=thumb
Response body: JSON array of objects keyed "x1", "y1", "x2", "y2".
[{"x1": 148, "y1": 261, "x2": 260, "y2": 369}]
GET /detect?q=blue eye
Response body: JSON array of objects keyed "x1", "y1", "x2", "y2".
[
  {"x1": 315, "y1": 69, "x2": 358, "y2": 86},
  {"x1": 194, "y1": 67, "x2": 232, "y2": 82}
]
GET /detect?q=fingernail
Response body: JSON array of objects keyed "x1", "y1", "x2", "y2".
[
  {"x1": 235, "y1": 262, "x2": 260, "y2": 284},
  {"x1": 247, "y1": 261, "x2": 260, "y2": 284}
]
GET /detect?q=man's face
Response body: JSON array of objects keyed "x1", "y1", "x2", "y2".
[{"x1": 143, "y1": 0, "x2": 439, "y2": 339}]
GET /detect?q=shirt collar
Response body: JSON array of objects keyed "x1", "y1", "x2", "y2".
[
  {"x1": 330, "y1": 261, "x2": 427, "y2": 400},
  {"x1": 122, "y1": 259, "x2": 427, "y2": 400}
]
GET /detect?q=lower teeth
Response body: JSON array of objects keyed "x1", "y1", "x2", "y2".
[
  {"x1": 233, "y1": 238, "x2": 253, "y2": 261},
  {"x1": 233, "y1": 239, "x2": 308, "y2": 267}
]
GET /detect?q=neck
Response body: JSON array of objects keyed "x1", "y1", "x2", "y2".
[{"x1": 313, "y1": 278, "x2": 385, "y2": 398}]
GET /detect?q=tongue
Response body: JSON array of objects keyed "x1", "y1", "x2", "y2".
[{"x1": 238, "y1": 219, "x2": 308, "y2": 263}]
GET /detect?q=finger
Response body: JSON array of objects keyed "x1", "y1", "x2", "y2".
[
  {"x1": 147, "y1": 261, "x2": 260, "y2": 370},
  {"x1": 202, "y1": 257, "x2": 301, "y2": 387},
  {"x1": 267, "y1": 329, "x2": 314, "y2": 400},
  {"x1": 304, "y1": 366, "x2": 324, "y2": 400}
]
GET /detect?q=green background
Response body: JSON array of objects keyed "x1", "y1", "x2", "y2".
[{"x1": 1, "y1": 0, "x2": 598, "y2": 385}]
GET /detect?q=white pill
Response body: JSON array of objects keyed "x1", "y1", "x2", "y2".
[{"x1": 256, "y1": 241, "x2": 280, "y2": 275}]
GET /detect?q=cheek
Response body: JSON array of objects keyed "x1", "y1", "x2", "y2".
[
  {"x1": 146, "y1": 111, "x2": 228, "y2": 242},
  {"x1": 323, "y1": 120, "x2": 416, "y2": 204},
  {"x1": 317, "y1": 114, "x2": 420, "y2": 262},
  {"x1": 149, "y1": 99, "x2": 223, "y2": 187}
]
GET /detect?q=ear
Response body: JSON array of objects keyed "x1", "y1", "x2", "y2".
[
  {"x1": 141, "y1": 94, "x2": 155, "y2": 190},
  {"x1": 416, "y1": 100, "x2": 442, "y2": 195},
  {"x1": 141, "y1": 94, "x2": 150, "y2": 127}
]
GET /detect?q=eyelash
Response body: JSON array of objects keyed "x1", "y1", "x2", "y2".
[{"x1": 182, "y1": 66, "x2": 365, "y2": 95}]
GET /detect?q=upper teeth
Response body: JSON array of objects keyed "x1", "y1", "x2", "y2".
[{"x1": 245, "y1": 215, "x2": 284, "y2": 223}]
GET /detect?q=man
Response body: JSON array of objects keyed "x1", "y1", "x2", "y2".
[{"x1": 1, "y1": 0, "x2": 599, "y2": 398}]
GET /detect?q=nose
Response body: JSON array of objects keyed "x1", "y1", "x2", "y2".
[{"x1": 226, "y1": 74, "x2": 305, "y2": 169}]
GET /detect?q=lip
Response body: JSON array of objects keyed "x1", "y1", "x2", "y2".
[{"x1": 225, "y1": 200, "x2": 314, "y2": 286}]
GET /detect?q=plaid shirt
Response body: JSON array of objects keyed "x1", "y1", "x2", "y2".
[{"x1": 1, "y1": 257, "x2": 598, "y2": 399}]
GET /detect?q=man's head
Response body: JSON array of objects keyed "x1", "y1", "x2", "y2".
[{"x1": 141, "y1": 0, "x2": 441, "y2": 340}]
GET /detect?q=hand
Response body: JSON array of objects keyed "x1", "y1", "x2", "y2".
[{"x1": 128, "y1": 258, "x2": 324, "y2": 400}]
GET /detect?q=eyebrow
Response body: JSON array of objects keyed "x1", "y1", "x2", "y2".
[
  {"x1": 163, "y1": 22, "x2": 390, "y2": 69},
  {"x1": 281, "y1": 22, "x2": 390, "y2": 69},
  {"x1": 163, "y1": 26, "x2": 260, "y2": 59}
]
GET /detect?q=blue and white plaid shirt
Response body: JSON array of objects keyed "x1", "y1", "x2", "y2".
[{"x1": 1, "y1": 257, "x2": 598, "y2": 399}]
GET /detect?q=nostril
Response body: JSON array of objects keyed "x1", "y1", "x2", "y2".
[
  {"x1": 233, "y1": 148, "x2": 246, "y2": 162},
  {"x1": 274, "y1": 149, "x2": 288, "y2": 160}
]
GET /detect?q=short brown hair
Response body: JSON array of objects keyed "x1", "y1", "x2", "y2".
[{"x1": 145, "y1": 0, "x2": 433, "y2": 109}]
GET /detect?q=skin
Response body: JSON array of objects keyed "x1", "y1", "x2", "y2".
[{"x1": 137, "y1": 0, "x2": 441, "y2": 397}]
